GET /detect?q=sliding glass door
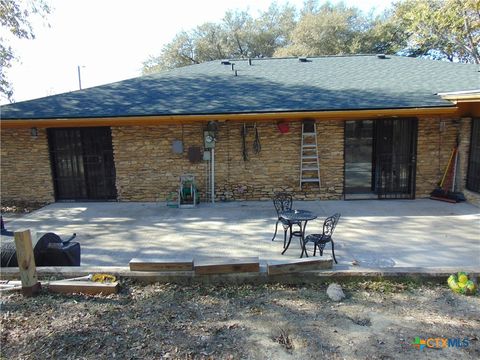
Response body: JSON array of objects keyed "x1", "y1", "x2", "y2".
[{"x1": 344, "y1": 118, "x2": 417, "y2": 200}]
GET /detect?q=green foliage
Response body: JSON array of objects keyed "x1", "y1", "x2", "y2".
[
  {"x1": 274, "y1": 3, "x2": 406, "y2": 57},
  {"x1": 142, "y1": 2, "x2": 297, "y2": 74},
  {"x1": 143, "y1": 0, "x2": 480, "y2": 75},
  {"x1": 392, "y1": 0, "x2": 480, "y2": 63},
  {"x1": 0, "y1": 0, "x2": 50, "y2": 102}
]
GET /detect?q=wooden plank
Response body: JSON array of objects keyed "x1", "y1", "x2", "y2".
[
  {"x1": 267, "y1": 257, "x2": 333, "y2": 275},
  {"x1": 48, "y1": 280, "x2": 119, "y2": 295},
  {"x1": 194, "y1": 257, "x2": 260, "y2": 275},
  {"x1": 129, "y1": 257, "x2": 193, "y2": 272},
  {"x1": 14, "y1": 229, "x2": 41, "y2": 296}
]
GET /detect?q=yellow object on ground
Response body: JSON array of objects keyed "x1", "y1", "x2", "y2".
[
  {"x1": 91, "y1": 274, "x2": 117, "y2": 283},
  {"x1": 458, "y1": 272, "x2": 468, "y2": 284},
  {"x1": 448, "y1": 272, "x2": 477, "y2": 295}
]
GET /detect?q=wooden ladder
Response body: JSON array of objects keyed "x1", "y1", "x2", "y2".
[{"x1": 300, "y1": 120, "x2": 321, "y2": 188}]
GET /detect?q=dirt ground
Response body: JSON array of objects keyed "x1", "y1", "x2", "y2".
[{"x1": 1, "y1": 280, "x2": 479, "y2": 360}]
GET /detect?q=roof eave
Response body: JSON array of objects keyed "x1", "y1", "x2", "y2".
[
  {"x1": 0, "y1": 106, "x2": 459, "y2": 128},
  {"x1": 438, "y1": 90, "x2": 480, "y2": 103}
]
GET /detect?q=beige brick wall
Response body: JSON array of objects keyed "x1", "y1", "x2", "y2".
[
  {"x1": 112, "y1": 120, "x2": 344, "y2": 202},
  {"x1": 415, "y1": 116, "x2": 480, "y2": 204},
  {"x1": 2, "y1": 116, "x2": 476, "y2": 204},
  {"x1": 457, "y1": 117, "x2": 471, "y2": 192},
  {"x1": 0, "y1": 128, "x2": 54, "y2": 204}
]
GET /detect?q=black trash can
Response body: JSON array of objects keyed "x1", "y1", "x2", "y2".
[{"x1": 0, "y1": 232, "x2": 80, "y2": 267}]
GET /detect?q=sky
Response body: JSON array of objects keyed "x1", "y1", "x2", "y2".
[{"x1": 1, "y1": 0, "x2": 394, "y2": 105}]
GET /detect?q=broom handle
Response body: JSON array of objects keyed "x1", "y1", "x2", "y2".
[
  {"x1": 452, "y1": 148, "x2": 458, "y2": 192},
  {"x1": 440, "y1": 148, "x2": 456, "y2": 188}
]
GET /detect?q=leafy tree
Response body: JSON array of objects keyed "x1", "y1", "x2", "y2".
[
  {"x1": 274, "y1": 3, "x2": 366, "y2": 56},
  {"x1": 275, "y1": 2, "x2": 408, "y2": 57},
  {"x1": 0, "y1": 0, "x2": 50, "y2": 102},
  {"x1": 250, "y1": 2, "x2": 297, "y2": 57},
  {"x1": 142, "y1": 2, "x2": 297, "y2": 74},
  {"x1": 392, "y1": 0, "x2": 480, "y2": 63},
  {"x1": 355, "y1": 12, "x2": 409, "y2": 55}
]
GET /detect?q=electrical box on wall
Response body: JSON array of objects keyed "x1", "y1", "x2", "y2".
[{"x1": 204, "y1": 131, "x2": 216, "y2": 148}]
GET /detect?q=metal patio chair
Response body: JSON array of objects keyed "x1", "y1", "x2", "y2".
[
  {"x1": 304, "y1": 213, "x2": 341, "y2": 263},
  {"x1": 271, "y1": 192, "x2": 300, "y2": 248}
]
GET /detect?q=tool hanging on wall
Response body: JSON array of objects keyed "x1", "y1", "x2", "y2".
[
  {"x1": 241, "y1": 123, "x2": 261, "y2": 161},
  {"x1": 242, "y1": 123, "x2": 248, "y2": 161},
  {"x1": 253, "y1": 123, "x2": 261, "y2": 155}
]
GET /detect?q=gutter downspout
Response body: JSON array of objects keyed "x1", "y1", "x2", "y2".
[{"x1": 211, "y1": 148, "x2": 215, "y2": 203}]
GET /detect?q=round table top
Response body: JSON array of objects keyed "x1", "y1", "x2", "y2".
[{"x1": 279, "y1": 209, "x2": 317, "y2": 222}]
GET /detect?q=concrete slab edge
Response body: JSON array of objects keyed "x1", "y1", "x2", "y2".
[{"x1": 1, "y1": 266, "x2": 479, "y2": 285}]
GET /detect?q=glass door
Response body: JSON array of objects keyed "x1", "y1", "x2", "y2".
[
  {"x1": 344, "y1": 119, "x2": 417, "y2": 200},
  {"x1": 344, "y1": 120, "x2": 376, "y2": 199}
]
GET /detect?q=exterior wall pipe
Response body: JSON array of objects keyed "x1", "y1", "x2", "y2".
[{"x1": 211, "y1": 148, "x2": 215, "y2": 203}]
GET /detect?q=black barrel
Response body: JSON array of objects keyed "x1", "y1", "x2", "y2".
[{"x1": 0, "y1": 232, "x2": 80, "y2": 267}]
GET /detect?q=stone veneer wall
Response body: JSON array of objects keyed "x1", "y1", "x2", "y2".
[
  {"x1": 0, "y1": 128, "x2": 55, "y2": 204},
  {"x1": 416, "y1": 116, "x2": 467, "y2": 198},
  {"x1": 111, "y1": 119, "x2": 344, "y2": 201},
  {"x1": 2, "y1": 116, "x2": 476, "y2": 204}
]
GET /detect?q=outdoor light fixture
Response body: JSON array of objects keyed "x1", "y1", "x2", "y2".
[{"x1": 30, "y1": 127, "x2": 38, "y2": 138}]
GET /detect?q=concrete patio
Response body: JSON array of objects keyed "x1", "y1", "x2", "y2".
[{"x1": 1, "y1": 199, "x2": 479, "y2": 269}]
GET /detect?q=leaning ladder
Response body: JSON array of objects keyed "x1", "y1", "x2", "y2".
[{"x1": 300, "y1": 121, "x2": 321, "y2": 188}]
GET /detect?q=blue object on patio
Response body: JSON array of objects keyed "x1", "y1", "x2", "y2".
[{"x1": 304, "y1": 213, "x2": 341, "y2": 263}]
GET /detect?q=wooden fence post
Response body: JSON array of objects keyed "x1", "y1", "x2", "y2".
[{"x1": 13, "y1": 229, "x2": 41, "y2": 296}]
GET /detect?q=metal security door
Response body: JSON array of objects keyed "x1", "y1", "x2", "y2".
[
  {"x1": 375, "y1": 118, "x2": 417, "y2": 199},
  {"x1": 81, "y1": 128, "x2": 117, "y2": 200},
  {"x1": 49, "y1": 127, "x2": 117, "y2": 200}
]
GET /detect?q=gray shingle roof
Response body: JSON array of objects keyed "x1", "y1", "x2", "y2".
[{"x1": 1, "y1": 55, "x2": 479, "y2": 120}]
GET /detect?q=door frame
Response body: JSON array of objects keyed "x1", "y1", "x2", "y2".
[
  {"x1": 48, "y1": 127, "x2": 117, "y2": 201},
  {"x1": 343, "y1": 118, "x2": 418, "y2": 200}
]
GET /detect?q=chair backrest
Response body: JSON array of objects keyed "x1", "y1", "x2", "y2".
[
  {"x1": 273, "y1": 192, "x2": 293, "y2": 215},
  {"x1": 323, "y1": 213, "x2": 341, "y2": 238}
]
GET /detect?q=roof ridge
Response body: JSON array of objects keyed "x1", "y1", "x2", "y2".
[{"x1": 219, "y1": 54, "x2": 396, "y2": 63}]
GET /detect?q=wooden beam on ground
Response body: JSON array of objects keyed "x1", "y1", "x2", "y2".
[
  {"x1": 267, "y1": 257, "x2": 333, "y2": 275},
  {"x1": 129, "y1": 257, "x2": 193, "y2": 271},
  {"x1": 14, "y1": 230, "x2": 41, "y2": 296},
  {"x1": 194, "y1": 257, "x2": 260, "y2": 275},
  {"x1": 47, "y1": 280, "x2": 119, "y2": 295},
  {"x1": 0, "y1": 280, "x2": 22, "y2": 293}
]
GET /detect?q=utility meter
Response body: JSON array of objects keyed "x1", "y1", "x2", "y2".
[{"x1": 204, "y1": 131, "x2": 216, "y2": 148}]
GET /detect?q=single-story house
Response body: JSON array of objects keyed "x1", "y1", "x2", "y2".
[{"x1": 1, "y1": 55, "x2": 479, "y2": 205}]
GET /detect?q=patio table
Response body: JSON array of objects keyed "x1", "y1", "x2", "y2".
[{"x1": 279, "y1": 210, "x2": 317, "y2": 258}]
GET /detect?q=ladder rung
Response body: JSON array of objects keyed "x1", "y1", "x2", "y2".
[{"x1": 300, "y1": 122, "x2": 320, "y2": 188}]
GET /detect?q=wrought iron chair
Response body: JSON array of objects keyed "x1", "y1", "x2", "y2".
[
  {"x1": 304, "y1": 213, "x2": 341, "y2": 263},
  {"x1": 272, "y1": 192, "x2": 300, "y2": 248}
]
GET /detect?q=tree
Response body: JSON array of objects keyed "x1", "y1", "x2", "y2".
[
  {"x1": 142, "y1": 2, "x2": 297, "y2": 74},
  {"x1": 249, "y1": 2, "x2": 297, "y2": 57},
  {"x1": 274, "y1": 3, "x2": 366, "y2": 56},
  {"x1": 0, "y1": 0, "x2": 50, "y2": 102},
  {"x1": 392, "y1": 0, "x2": 480, "y2": 63}
]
